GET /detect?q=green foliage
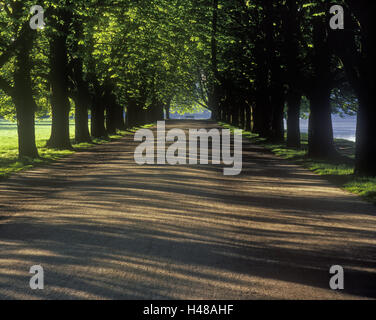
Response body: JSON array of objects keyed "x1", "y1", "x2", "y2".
[
  {"x1": 0, "y1": 0, "x2": 355, "y2": 120},
  {"x1": 0, "y1": 0, "x2": 372, "y2": 175},
  {"x1": 1, "y1": 0, "x2": 209, "y2": 123}
]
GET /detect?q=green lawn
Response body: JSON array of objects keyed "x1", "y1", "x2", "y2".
[
  {"x1": 220, "y1": 122, "x2": 376, "y2": 205},
  {"x1": 0, "y1": 119, "x2": 153, "y2": 179}
]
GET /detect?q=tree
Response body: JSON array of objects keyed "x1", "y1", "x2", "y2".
[
  {"x1": 45, "y1": 2, "x2": 73, "y2": 149},
  {"x1": 330, "y1": 0, "x2": 376, "y2": 176},
  {"x1": 283, "y1": 0, "x2": 303, "y2": 148},
  {"x1": 0, "y1": 1, "x2": 39, "y2": 158}
]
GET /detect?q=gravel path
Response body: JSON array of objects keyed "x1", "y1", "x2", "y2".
[{"x1": 0, "y1": 120, "x2": 375, "y2": 300}]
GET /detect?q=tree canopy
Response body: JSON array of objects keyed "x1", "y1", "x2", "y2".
[{"x1": 0, "y1": 0, "x2": 375, "y2": 176}]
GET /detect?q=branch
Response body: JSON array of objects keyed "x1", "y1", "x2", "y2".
[
  {"x1": 0, "y1": 76, "x2": 13, "y2": 96},
  {"x1": 0, "y1": 20, "x2": 32, "y2": 68},
  {"x1": 0, "y1": 41, "x2": 17, "y2": 68},
  {"x1": 0, "y1": 1, "x2": 12, "y2": 17},
  {"x1": 195, "y1": 100, "x2": 209, "y2": 109}
]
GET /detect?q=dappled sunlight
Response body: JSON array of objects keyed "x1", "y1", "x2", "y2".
[{"x1": 0, "y1": 121, "x2": 375, "y2": 299}]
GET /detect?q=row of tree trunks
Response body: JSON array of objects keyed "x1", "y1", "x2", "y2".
[
  {"x1": 148, "y1": 104, "x2": 164, "y2": 123},
  {"x1": 126, "y1": 100, "x2": 161, "y2": 128}
]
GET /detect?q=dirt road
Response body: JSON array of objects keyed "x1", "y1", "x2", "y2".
[{"x1": 0, "y1": 121, "x2": 375, "y2": 299}]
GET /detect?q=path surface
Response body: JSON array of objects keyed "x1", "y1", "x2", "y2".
[{"x1": 0, "y1": 120, "x2": 375, "y2": 300}]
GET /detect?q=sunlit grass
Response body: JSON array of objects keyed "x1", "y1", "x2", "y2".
[
  {"x1": 0, "y1": 119, "x2": 153, "y2": 179},
  {"x1": 219, "y1": 122, "x2": 376, "y2": 205},
  {"x1": 346, "y1": 178, "x2": 376, "y2": 203}
]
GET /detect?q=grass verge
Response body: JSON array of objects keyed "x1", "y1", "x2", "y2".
[
  {"x1": 219, "y1": 122, "x2": 376, "y2": 205},
  {"x1": 0, "y1": 120, "x2": 154, "y2": 180}
]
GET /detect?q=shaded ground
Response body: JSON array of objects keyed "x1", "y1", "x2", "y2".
[{"x1": 0, "y1": 120, "x2": 375, "y2": 300}]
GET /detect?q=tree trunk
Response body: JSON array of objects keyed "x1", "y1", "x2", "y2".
[
  {"x1": 115, "y1": 103, "x2": 125, "y2": 131},
  {"x1": 336, "y1": 1, "x2": 376, "y2": 176},
  {"x1": 217, "y1": 103, "x2": 223, "y2": 122},
  {"x1": 165, "y1": 105, "x2": 170, "y2": 120},
  {"x1": 230, "y1": 103, "x2": 239, "y2": 127},
  {"x1": 271, "y1": 88, "x2": 285, "y2": 143},
  {"x1": 209, "y1": 84, "x2": 220, "y2": 121},
  {"x1": 47, "y1": 35, "x2": 72, "y2": 149},
  {"x1": 308, "y1": 90, "x2": 336, "y2": 158},
  {"x1": 126, "y1": 99, "x2": 140, "y2": 128},
  {"x1": 14, "y1": 98, "x2": 39, "y2": 159},
  {"x1": 284, "y1": 0, "x2": 302, "y2": 149},
  {"x1": 286, "y1": 92, "x2": 301, "y2": 148},
  {"x1": 245, "y1": 102, "x2": 252, "y2": 131},
  {"x1": 148, "y1": 100, "x2": 164, "y2": 123},
  {"x1": 91, "y1": 93, "x2": 107, "y2": 138},
  {"x1": 355, "y1": 91, "x2": 376, "y2": 176},
  {"x1": 74, "y1": 92, "x2": 91, "y2": 143},
  {"x1": 224, "y1": 101, "x2": 231, "y2": 124},
  {"x1": 105, "y1": 92, "x2": 118, "y2": 135},
  {"x1": 13, "y1": 29, "x2": 39, "y2": 158},
  {"x1": 253, "y1": 91, "x2": 272, "y2": 138},
  {"x1": 239, "y1": 102, "x2": 246, "y2": 130},
  {"x1": 72, "y1": 59, "x2": 91, "y2": 143},
  {"x1": 210, "y1": 0, "x2": 221, "y2": 121},
  {"x1": 307, "y1": 18, "x2": 336, "y2": 158}
]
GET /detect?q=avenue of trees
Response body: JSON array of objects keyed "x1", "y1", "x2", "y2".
[{"x1": 0, "y1": 0, "x2": 375, "y2": 176}]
